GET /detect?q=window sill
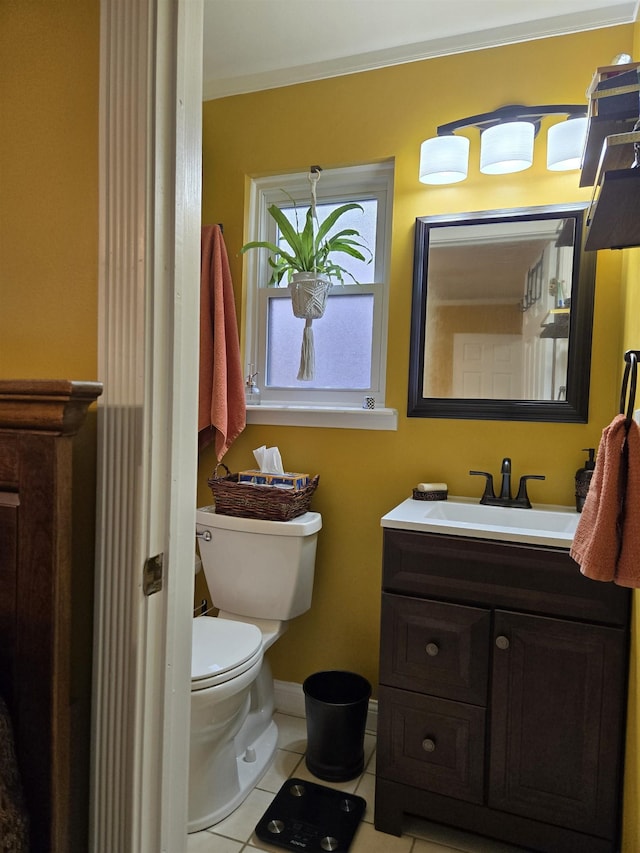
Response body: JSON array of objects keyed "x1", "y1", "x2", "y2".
[{"x1": 245, "y1": 404, "x2": 398, "y2": 430}]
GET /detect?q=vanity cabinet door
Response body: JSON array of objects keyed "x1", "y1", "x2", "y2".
[
  {"x1": 489, "y1": 610, "x2": 627, "y2": 839},
  {"x1": 380, "y1": 593, "x2": 491, "y2": 704},
  {"x1": 377, "y1": 685, "x2": 486, "y2": 803}
]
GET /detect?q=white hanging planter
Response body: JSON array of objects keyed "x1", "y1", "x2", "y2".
[
  {"x1": 290, "y1": 272, "x2": 332, "y2": 319},
  {"x1": 290, "y1": 273, "x2": 332, "y2": 381}
]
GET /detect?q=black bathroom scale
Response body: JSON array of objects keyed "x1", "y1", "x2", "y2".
[{"x1": 255, "y1": 777, "x2": 366, "y2": 852}]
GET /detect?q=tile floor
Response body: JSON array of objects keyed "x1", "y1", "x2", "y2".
[{"x1": 187, "y1": 712, "x2": 528, "y2": 853}]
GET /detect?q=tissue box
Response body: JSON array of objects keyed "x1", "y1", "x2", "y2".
[{"x1": 238, "y1": 469, "x2": 309, "y2": 490}]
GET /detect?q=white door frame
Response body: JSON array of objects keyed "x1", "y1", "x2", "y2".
[{"x1": 92, "y1": 2, "x2": 203, "y2": 851}]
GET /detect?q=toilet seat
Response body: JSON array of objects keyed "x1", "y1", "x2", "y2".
[{"x1": 192, "y1": 616, "x2": 263, "y2": 691}]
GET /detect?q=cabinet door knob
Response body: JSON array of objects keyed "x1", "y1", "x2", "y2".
[
  {"x1": 422, "y1": 738, "x2": 436, "y2": 753},
  {"x1": 425, "y1": 642, "x2": 439, "y2": 657},
  {"x1": 495, "y1": 635, "x2": 510, "y2": 650}
]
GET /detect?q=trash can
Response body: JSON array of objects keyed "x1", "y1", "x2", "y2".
[{"x1": 303, "y1": 670, "x2": 372, "y2": 782}]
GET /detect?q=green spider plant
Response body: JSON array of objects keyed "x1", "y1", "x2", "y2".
[{"x1": 239, "y1": 200, "x2": 372, "y2": 286}]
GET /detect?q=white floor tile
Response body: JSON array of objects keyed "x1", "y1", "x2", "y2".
[
  {"x1": 365, "y1": 747, "x2": 376, "y2": 774},
  {"x1": 362, "y1": 733, "x2": 376, "y2": 768},
  {"x1": 273, "y1": 712, "x2": 307, "y2": 753},
  {"x1": 209, "y1": 788, "x2": 274, "y2": 843},
  {"x1": 186, "y1": 830, "x2": 243, "y2": 852},
  {"x1": 353, "y1": 771, "x2": 375, "y2": 823},
  {"x1": 256, "y1": 748, "x2": 303, "y2": 793}
]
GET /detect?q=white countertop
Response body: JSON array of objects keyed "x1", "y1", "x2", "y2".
[{"x1": 381, "y1": 496, "x2": 580, "y2": 549}]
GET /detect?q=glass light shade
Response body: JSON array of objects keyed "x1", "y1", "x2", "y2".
[
  {"x1": 480, "y1": 121, "x2": 534, "y2": 174},
  {"x1": 546, "y1": 117, "x2": 588, "y2": 171},
  {"x1": 419, "y1": 135, "x2": 470, "y2": 185}
]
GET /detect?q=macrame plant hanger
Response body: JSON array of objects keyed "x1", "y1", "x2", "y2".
[{"x1": 293, "y1": 165, "x2": 330, "y2": 381}]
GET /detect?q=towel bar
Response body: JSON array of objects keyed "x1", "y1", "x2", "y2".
[{"x1": 620, "y1": 350, "x2": 638, "y2": 424}]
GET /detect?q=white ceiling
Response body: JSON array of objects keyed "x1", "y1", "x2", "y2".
[{"x1": 202, "y1": 0, "x2": 638, "y2": 100}]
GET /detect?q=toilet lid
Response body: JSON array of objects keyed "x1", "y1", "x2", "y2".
[{"x1": 191, "y1": 616, "x2": 262, "y2": 682}]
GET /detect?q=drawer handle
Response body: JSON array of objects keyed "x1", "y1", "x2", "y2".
[
  {"x1": 422, "y1": 738, "x2": 436, "y2": 753},
  {"x1": 495, "y1": 635, "x2": 510, "y2": 650},
  {"x1": 425, "y1": 642, "x2": 439, "y2": 657}
]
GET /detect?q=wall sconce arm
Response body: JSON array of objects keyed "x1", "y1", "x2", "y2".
[{"x1": 437, "y1": 104, "x2": 587, "y2": 137}]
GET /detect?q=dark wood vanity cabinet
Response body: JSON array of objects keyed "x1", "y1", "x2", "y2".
[{"x1": 375, "y1": 529, "x2": 631, "y2": 853}]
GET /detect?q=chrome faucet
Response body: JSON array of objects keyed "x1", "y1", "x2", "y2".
[{"x1": 469, "y1": 458, "x2": 545, "y2": 508}]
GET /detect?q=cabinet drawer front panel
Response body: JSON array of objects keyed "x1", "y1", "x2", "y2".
[
  {"x1": 380, "y1": 593, "x2": 490, "y2": 704},
  {"x1": 378, "y1": 685, "x2": 485, "y2": 803},
  {"x1": 383, "y1": 529, "x2": 630, "y2": 626},
  {"x1": 489, "y1": 610, "x2": 626, "y2": 839}
]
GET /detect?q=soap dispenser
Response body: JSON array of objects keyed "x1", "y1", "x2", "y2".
[
  {"x1": 575, "y1": 448, "x2": 595, "y2": 513},
  {"x1": 245, "y1": 364, "x2": 261, "y2": 406}
]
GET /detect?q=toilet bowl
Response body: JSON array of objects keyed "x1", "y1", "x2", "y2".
[
  {"x1": 189, "y1": 616, "x2": 268, "y2": 832},
  {"x1": 188, "y1": 507, "x2": 322, "y2": 832}
]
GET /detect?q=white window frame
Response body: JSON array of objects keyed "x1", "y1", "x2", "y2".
[{"x1": 243, "y1": 163, "x2": 397, "y2": 429}]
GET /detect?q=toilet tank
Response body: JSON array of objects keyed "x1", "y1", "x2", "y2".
[{"x1": 196, "y1": 507, "x2": 322, "y2": 620}]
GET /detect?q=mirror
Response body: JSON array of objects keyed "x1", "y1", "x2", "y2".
[{"x1": 408, "y1": 203, "x2": 596, "y2": 422}]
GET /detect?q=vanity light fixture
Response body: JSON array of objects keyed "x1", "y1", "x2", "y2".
[
  {"x1": 546, "y1": 115, "x2": 589, "y2": 170},
  {"x1": 419, "y1": 104, "x2": 588, "y2": 185}
]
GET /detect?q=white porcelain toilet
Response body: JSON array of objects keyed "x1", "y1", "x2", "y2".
[{"x1": 189, "y1": 505, "x2": 322, "y2": 833}]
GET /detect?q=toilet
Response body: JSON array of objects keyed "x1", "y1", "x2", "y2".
[{"x1": 189, "y1": 505, "x2": 322, "y2": 833}]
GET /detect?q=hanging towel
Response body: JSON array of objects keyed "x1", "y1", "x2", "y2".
[
  {"x1": 199, "y1": 224, "x2": 246, "y2": 460},
  {"x1": 570, "y1": 414, "x2": 640, "y2": 588},
  {"x1": 614, "y1": 416, "x2": 640, "y2": 587}
]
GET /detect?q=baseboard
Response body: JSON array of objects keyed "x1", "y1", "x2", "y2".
[{"x1": 274, "y1": 679, "x2": 378, "y2": 734}]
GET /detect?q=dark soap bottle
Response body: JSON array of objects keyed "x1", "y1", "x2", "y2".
[{"x1": 575, "y1": 448, "x2": 596, "y2": 512}]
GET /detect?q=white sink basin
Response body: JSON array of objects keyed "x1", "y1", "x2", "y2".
[{"x1": 381, "y1": 496, "x2": 579, "y2": 548}]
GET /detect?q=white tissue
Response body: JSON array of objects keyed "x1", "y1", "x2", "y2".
[{"x1": 253, "y1": 445, "x2": 285, "y2": 474}]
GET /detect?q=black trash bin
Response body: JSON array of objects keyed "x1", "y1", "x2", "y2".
[{"x1": 303, "y1": 670, "x2": 371, "y2": 782}]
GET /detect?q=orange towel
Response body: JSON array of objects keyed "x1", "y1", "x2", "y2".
[
  {"x1": 570, "y1": 414, "x2": 640, "y2": 588},
  {"x1": 199, "y1": 225, "x2": 246, "y2": 460}
]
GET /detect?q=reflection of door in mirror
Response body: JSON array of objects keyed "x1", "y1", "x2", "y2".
[
  {"x1": 423, "y1": 217, "x2": 575, "y2": 401},
  {"x1": 451, "y1": 334, "x2": 522, "y2": 398}
]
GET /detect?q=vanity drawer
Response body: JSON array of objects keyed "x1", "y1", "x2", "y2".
[
  {"x1": 380, "y1": 593, "x2": 491, "y2": 705},
  {"x1": 377, "y1": 685, "x2": 485, "y2": 804},
  {"x1": 383, "y1": 529, "x2": 631, "y2": 626}
]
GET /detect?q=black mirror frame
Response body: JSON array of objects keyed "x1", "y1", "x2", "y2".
[{"x1": 407, "y1": 203, "x2": 596, "y2": 423}]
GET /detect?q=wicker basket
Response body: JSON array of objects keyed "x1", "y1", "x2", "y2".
[{"x1": 208, "y1": 463, "x2": 319, "y2": 522}]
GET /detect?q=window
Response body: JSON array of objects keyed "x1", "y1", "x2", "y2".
[{"x1": 243, "y1": 163, "x2": 394, "y2": 420}]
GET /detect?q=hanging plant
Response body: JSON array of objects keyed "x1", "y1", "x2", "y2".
[{"x1": 239, "y1": 170, "x2": 371, "y2": 380}]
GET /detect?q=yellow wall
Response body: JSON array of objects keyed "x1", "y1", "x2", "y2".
[
  {"x1": 201, "y1": 24, "x2": 638, "y2": 849},
  {"x1": 0, "y1": 0, "x2": 99, "y2": 380}
]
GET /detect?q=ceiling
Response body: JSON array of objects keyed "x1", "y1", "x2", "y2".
[{"x1": 202, "y1": 0, "x2": 638, "y2": 100}]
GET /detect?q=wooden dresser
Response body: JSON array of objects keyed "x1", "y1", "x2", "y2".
[{"x1": 0, "y1": 379, "x2": 102, "y2": 853}]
